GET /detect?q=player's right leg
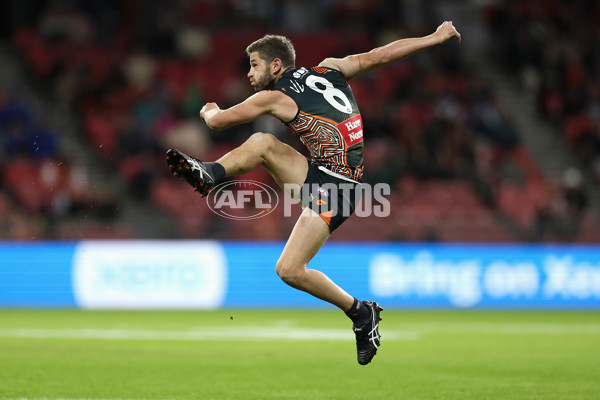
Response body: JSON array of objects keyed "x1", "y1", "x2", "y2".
[
  {"x1": 166, "y1": 149, "x2": 218, "y2": 195},
  {"x1": 166, "y1": 132, "x2": 307, "y2": 197},
  {"x1": 215, "y1": 132, "x2": 308, "y2": 197}
]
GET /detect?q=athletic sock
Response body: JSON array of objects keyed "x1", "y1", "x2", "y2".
[
  {"x1": 205, "y1": 162, "x2": 226, "y2": 183},
  {"x1": 345, "y1": 298, "x2": 371, "y2": 326}
]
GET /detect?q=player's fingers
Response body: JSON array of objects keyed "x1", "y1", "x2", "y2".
[{"x1": 445, "y1": 21, "x2": 461, "y2": 44}]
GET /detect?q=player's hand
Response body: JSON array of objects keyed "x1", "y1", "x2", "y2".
[
  {"x1": 200, "y1": 102, "x2": 220, "y2": 123},
  {"x1": 434, "y1": 21, "x2": 461, "y2": 45}
]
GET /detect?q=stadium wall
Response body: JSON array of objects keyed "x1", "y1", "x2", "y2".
[{"x1": 1, "y1": 241, "x2": 599, "y2": 309}]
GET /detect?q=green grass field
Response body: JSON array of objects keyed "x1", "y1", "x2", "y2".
[{"x1": 0, "y1": 309, "x2": 598, "y2": 400}]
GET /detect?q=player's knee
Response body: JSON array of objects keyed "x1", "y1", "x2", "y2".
[
  {"x1": 276, "y1": 259, "x2": 305, "y2": 287},
  {"x1": 249, "y1": 132, "x2": 277, "y2": 154},
  {"x1": 249, "y1": 132, "x2": 275, "y2": 145}
]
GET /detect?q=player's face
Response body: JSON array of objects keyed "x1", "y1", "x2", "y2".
[{"x1": 248, "y1": 52, "x2": 276, "y2": 91}]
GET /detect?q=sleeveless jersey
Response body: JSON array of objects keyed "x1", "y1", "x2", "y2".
[{"x1": 272, "y1": 66, "x2": 364, "y2": 181}]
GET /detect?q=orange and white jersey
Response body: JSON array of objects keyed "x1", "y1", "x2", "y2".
[{"x1": 273, "y1": 66, "x2": 364, "y2": 182}]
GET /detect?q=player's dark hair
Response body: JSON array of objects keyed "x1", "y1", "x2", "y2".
[{"x1": 246, "y1": 34, "x2": 296, "y2": 69}]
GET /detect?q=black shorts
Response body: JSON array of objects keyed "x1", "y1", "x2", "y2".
[{"x1": 299, "y1": 161, "x2": 361, "y2": 232}]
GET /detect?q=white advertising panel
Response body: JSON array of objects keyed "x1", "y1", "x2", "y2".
[{"x1": 73, "y1": 241, "x2": 227, "y2": 309}]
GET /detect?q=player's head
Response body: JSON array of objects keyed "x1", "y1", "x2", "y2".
[{"x1": 246, "y1": 35, "x2": 296, "y2": 91}]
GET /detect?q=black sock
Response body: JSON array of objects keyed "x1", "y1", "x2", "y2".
[
  {"x1": 205, "y1": 162, "x2": 226, "y2": 183},
  {"x1": 345, "y1": 298, "x2": 371, "y2": 325}
]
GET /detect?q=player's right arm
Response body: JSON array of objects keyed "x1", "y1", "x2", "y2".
[
  {"x1": 319, "y1": 21, "x2": 461, "y2": 81},
  {"x1": 200, "y1": 90, "x2": 297, "y2": 130}
]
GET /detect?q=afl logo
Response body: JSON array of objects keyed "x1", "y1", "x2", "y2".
[{"x1": 207, "y1": 180, "x2": 279, "y2": 220}]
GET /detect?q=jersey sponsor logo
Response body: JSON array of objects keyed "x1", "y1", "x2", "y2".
[
  {"x1": 349, "y1": 131, "x2": 363, "y2": 141},
  {"x1": 345, "y1": 119, "x2": 361, "y2": 130},
  {"x1": 337, "y1": 114, "x2": 364, "y2": 147},
  {"x1": 293, "y1": 67, "x2": 309, "y2": 79}
]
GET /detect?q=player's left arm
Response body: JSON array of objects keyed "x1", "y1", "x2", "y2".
[
  {"x1": 319, "y1": 21, "x2": 461, "y2": 81},
  {"x1": 200, "y1": 90, "x2": 296, "y2": 130}
]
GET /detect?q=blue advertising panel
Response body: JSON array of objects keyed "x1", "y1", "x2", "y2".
[
  {"x1": 71, "y1": 241, "x2": 227, "y2": 309},
  {"x1": 223, "y1": 243, "x2": 600, "y2": 309},
  {"x1": 317, "y1": 243, "x2": 600, "y2": 309},
  {"x1": 0, "y1": 241, "x2": 599, "y2": 309},
  {"x1": 0, "y1": 242, "x2": 77, "y2": 307},
  {"x1": 222, "y1": 241, "x2": 337, "y2": 308}
]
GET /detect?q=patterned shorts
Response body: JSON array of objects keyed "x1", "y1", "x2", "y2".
[{"x1": 298, "y1": 161, "x2": 361, "y2": 232}]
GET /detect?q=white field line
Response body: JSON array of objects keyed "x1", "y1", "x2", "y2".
[
  {"x1": 0, "y1": 322, "x2": 597, "y2": 343},
  {"x1": 0, "y1": 327, "x2": 418, "y2": 342}
]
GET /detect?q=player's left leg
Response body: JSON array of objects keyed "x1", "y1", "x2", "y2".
[
  {"x1": 276, "y1": 207, "x2": 353, "y2": 310},
  {"x1": 276, "y1": 207, "x2": 383, "y2": 365}
]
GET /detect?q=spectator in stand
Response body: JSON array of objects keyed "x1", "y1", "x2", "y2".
[{"x1": 485, "y1": 0, "x2": 600, "y2": 183}]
